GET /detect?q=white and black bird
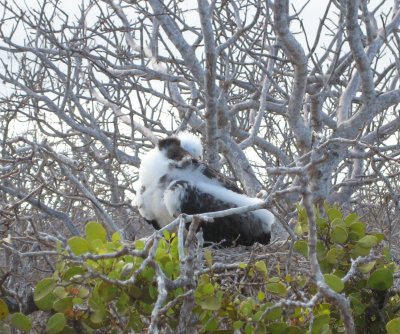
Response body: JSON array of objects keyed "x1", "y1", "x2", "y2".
[{"x1": 136, "y1": 132, "x2": 274, "y2": 246}]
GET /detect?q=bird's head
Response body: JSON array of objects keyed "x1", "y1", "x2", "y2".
[
  {"x1": 177, "y1": 132, "x2": 203, "y2": 160},
  {"x1": 158, "y1": 132, "x2": 203, "y2": 161}
]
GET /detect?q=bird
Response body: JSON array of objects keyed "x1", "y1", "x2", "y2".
[{"x1": 136, "y1": 132, "x2": 274, "y2": 246}]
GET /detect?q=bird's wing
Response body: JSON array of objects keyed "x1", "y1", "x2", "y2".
[
  {"x1": 199, "y1": 163, "x2": 243, "y2": 194},
  {"x1": 170, "y1": 155, "x2": 243, "y2": 194},
  {"x1": 163, "y1": 179, "x2": 272, "y2": 246}
]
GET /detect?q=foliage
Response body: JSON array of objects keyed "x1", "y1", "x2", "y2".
[
  {"x1": 1, "y1": 206, "x2": 399, "y2": 333},
  {"x1": 294, "y1": 203, "x2": 399, "y2": 333}
]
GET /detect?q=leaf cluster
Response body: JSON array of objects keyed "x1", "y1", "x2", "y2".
[{"x1": 1, "y1": 205, "x2": 399, "y2": 333}]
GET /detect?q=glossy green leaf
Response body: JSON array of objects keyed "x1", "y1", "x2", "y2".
[
  {"x1": 351, "y1": 244, "x2": 371, "y2": 257},
  {"x1": 325, "y1": 205, "x2": 342, "y2": 221},
  {"x1": 316, "y1": 216, "x2": 328, "y2": 229},
  {"x1": 53, "y1": 297, "x2": 73, "y2": 313},
  {"x1": 264, "y1": 306, "x2": 283, "y2": 321},
  {"x1": 357, "y1": 235, "x2": 377, "y2": 249},
  {"x1": 367, "y1": 268, "x2": 393, "y2": 291},
  {"x1": 56, "y1": 326, "x2": 76, "y2": 334},
  {"x1": 266, "y1": 282, "x2": 287, "y2": 296},
  {"x1": 331, "y1": 217, "x2": 343, "y2": 226},
  {"x1": 358, "y1": 261, "x2": 376, "y2": 274},
  {"x1": 34, "y1": 278, "x2": 57, "y2": 302},
  {"x1": 330, "y1": 225, "x2": 348, "y2": 244},
  {"x1": 62, "y1": 266, "x2": 86, "y2": 280},
  {"x1": 67, "y1": 237, "x2": 90, "y2": 256},
  {"x1": 294, "y1": 240, "x2": 308, "y2": 257},
  {"x1": 233, "y1": 320, "x2": 244, "y2": 330},
  {"x1": 245, "y1": 324, "x2": 255, "y2": 334},
  {"x1": 386, "y1": 318, "x2": 400, "y2": 334},
  {"x1": 326, "y1": 247, "x2": 343, "y2": 264},
  {"x1": 0, "y1": 298, "x2": 9, "y2": 320},
  {"x1": 257, "y1": 291, "x2": 265, "y2": 301},
  {"x1": 34, "y1": 293, "x2": 57, "y2": 311},
  {"x1": 85, "y1": 221, "x2": 107, "y2": 243},
  {"x1": 10, "y1": 313, "x2": 32, "y2": 332},
  {"x1": 311, "y1": 314, "x2": 330, "y2": 334},
  {"x1": 349, "y1": 222, "x2": 365, "y2": 235},
  {"x1": 46, "y1": 313, "x2": 66, "y2": 334},
  {"x1": 344, "y1": 213, "x2": 359, "y2": 225},
  {"x1": 201, "y1": 283, "x2": 214, "y2": 295},
  {"x1": 111, "y1": 231, "x2": 122, "y2": 242},
  {"x1": 255, "y1": 260, "x2": 268, "y2": 275},
  {"x1": 198, "y1": 295, "x2": 221, "y2": 311},
  {"x1": 162, "y1": 229, "x2": 171, "y2": 241},
  {"x1": 324, "y1": 274, "x2": 344, "y2": 292},
  {"x1": 267, "y1": 322, "x2": 289, "y2": 334},
  {"x1": 239, "y1": 298, "x2": 255, "y2": 317},
  {"x1": 316, "y1": 240, "x2": 327, "y2": 261},
  {"x1": 204, "y1": 318, "x2": 218, "y2": 331}
]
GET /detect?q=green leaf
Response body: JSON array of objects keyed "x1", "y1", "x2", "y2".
[
  {"x1": 326, "y1": 247, "x2": 343, "y2": 264},
  {"x1": 67, "y1": 237, "x2": 90, "y2": 256},
  {"x1": 162, "y1": 229, "x2": 171, "y2": 241},
  {"x1": 344, "y1": 213, "x2": 359, "y2": 225},
  {"x1": 326, "y1": 205, "x2": 342, "y2": 221},
  {"x1": 266, "y1": 281, "x2": 287, "y2": 296},
  {"x1": 266, "y1": 322, "x2": 288, "y2": 334},
  {"x1": 351, "y1": 246, "x2": 370, "y2": 259},
  {"x1": 386, "y1": 318, "x2": 400, "y2": 334},
  {"x1": 349, "y1": 293, "x2": 366, "y2": 316},
  {"x1": 264, "y1": 306, "x2": 283, "y2": 321},
  {"x1": 198, "y1": 295, "x2": 221, "y2": 311},
  {"x1": 10, "y1": 313, "x2": 32, "y2": 332},
  {"x1": 311, "y1": 314, "x2": 330, "y2": 334},
  {"x1": 367, "y1": 268, "x2": 393, "y2": 291},
  {"x1": 331, "y1": 217, "x2": 343, "y2": 226},
  {"x1": 204, "y1": 318, "x2": 218, "y2": 331},
  {"x1": 34, "y1": 293, "x2": 57, "y2": 311},
  {"x1": 72, "y1": 297, "x2": 84, "y2": 305},
  {"x1": 111, "y1": 231, "x2": 122, "y2": 242},
  {"x1": 239, "y1": 298, "x2": 255, "y2": 317},
  {"x1": 349, "y1": 222, "x2": 365, "y2": 236},
  {"x1": 46, "y1": 313, "x2": 66, "y2": 334},
  {"x1": 56, "y1": 326, "x2": 76, "y2": 334},
  {"x1": 294, "y1": 240, "x2": 308, "y2": 257},
  {"x1": 324, "y1": 274, "x2": 344, "y2": 292},
  {"x1": 201, "y1": 283, "x2": 215, "y2": 295},
  {"x1": 316, "y1": 241, "x2": 327, "y2": 261},
  {"x1": 239, "y1": 262, "x2": 247, "y2": 269},
  {"x1": 62, "y1": 266, "x2": 86, "y2": 280},
  {"x1": 357, "y1": 235, "x2": 378, "y2": 249},
  {"x1": 257, "y1": 291, "x2": 265, "y2": 301},
  {"x1": 85, "y1": 221, "x2": 107, "y2": 243},
  {"x1": 0, "y1": 298, "x2": 9, "y2": 320},
  {"x1": 316, "y1": 216, "x2": 328, "y2": 229},
  {"x1": 233, "y1": 320, "x2": 244, "y2": 330},
  {"x1": 358, "y1": 261, "x2": 376, "y2": 274},
  {"x1": 53, "y1": 286, "x2": 68, "y2": 299},
  {"x1": 285, "y1": 326, "x2": 302, "y2": 334},
  {"x1": 53, "y1": 297, "x2": 73, "y2": 313},
  {"x1": 330, "y1": 225, "x2": 348, "y2": 244},
  {"x1": 245, "y1": 324, "x2": 255, "y2": 334},
  {"x1": 255, "y1": 260, "x2": 268, "y2": 275},
  {"x1": 34, "y1": 278, "x2": 57, "y2": 302}
]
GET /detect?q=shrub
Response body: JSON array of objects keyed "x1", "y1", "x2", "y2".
[{"x1": 1, "y1": 204, "x2": 399, "y2": 333}]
